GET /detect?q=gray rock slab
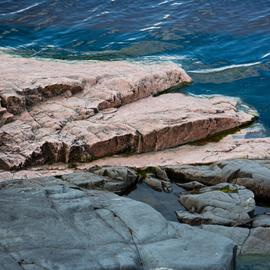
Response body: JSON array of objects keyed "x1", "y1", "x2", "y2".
[
  {"x1": 0, "y1": 176, "x2": 236, "y2": 270},
  {"x1": 252, "y1": 214, "x2": 270, "y2": 228},
  {"x1": 201, "y1": 225, "x2": 249, "y2": 255},
  {"x1": 179, "y1": 183, "x2": 255, "y2": 226}
]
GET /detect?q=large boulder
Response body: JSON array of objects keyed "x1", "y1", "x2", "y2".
[{"x1": 0, "y1": 176, "x2": 236, "y2": 270}]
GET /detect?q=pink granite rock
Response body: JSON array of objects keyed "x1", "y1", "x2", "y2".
[
  {"x1": 0, "y1": 54, "x2": 191, "y2": 114},
  {"x1": 0, "y1": 54, "x2": 257, "y2": 170}
]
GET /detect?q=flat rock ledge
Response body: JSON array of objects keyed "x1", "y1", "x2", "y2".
[
  {"x1": 0, "y1": 175, "x2": 236, "y2": 270},
  {"x1": 0, "y1": 54, "x2": 257, "y2": 171}
]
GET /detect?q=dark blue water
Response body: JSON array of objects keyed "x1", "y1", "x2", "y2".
[{"x1": 0, "y1": 0, "x2": 270, "y2": 133}]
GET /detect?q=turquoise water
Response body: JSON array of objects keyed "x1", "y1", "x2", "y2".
[{"x1": 0, "y1": 0, "x2": 270, "y2": 133}]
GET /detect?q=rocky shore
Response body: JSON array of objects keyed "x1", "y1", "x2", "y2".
[{"x1": 1, "y1": 54, "x2": 270, "y2": 269}]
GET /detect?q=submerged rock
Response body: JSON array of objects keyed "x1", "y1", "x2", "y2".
[
  {"x1": 0, "y1": 176, "x2": 236, "y2": 270},
  {"x1": 179, "y1": 183, "x2": 255, "y2": 226}
]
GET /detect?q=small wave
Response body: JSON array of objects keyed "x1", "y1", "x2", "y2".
[
  {"x1": 137, "y1": 54, "x2": 187, "y2": 63},
  {"x1": 163, "y1": 14, "x2": 170, "y2": 19},
  {"x1": 171, "y1": 2, "x2": 183, "y2": 6},
  {"x1": 140, "y1": 26, "x2": 161, "y2": 31},
  {"x1": 189, "y1": 61, "x2": 261, "y2": 74},
  {"x1": 158, "y1": 0, "x2": 174, "y2": 5},
  {"x1": 0, "y1": 2, "x2": 44, "y2": 16},
  {"x1": 262, "y1": 52, "x2": 270, "y2": 59}
]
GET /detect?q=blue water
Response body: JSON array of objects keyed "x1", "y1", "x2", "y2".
[{"x1": 0, "y1": 0, "x2": 270, "y2": 133}]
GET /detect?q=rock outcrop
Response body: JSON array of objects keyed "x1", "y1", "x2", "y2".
[
  {"x1": 0, "y1": 54, "x2": 258, "y2": 171},
  {"x1": 0, "y1": 175, "x2": 236, "y2": 270},
  {"x1": 90, "y1": 137, "x2": 270, "y2": 168}
]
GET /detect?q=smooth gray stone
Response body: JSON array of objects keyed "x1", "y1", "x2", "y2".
[
  {"x1": 166, "y1": 164, "x2": 224, "y2": 185},
  {"x1": 0, "y1": 176, "x2": 236, "y2": 270},
  {"x1": 61, "y1": 172, "x2": 105, "y2": 188},
  {"x1": 201, "y1": 225, "x2": 270, "y2": 256},
  {"x1": 242, "y1": 227, "x2": 270, "y2": 255},
  {"x1": 165, "y1": 159, "x2": 270, "y2": 200},
  {"x1": 179, "y1": 183, "x2": 255, "y2": 226},
  {"x1": 201, "y1": 225, "x2": 250, "y2": 255},
  {"x1": 252, "y1": 214, "x2": 270, "y2": 228}
]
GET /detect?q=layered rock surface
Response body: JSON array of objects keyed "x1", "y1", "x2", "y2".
[
  {"x1": 166, "y1": 159, "x2": 270, "y2": 200},
  {"x1": 0, "y1": 54, "x2": 257, "y2": 171},
  {"x1": 0, "y1": 175, "x2": 236, "y2": 270},
  {"x1": 90, "y1": 137, "x2": 270, "y2": 168},
  {"x1": 178, "y1": 183, "x2": 255, "y2": 226}
]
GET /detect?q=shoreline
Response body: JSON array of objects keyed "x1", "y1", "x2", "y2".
[{"x1": 0, "y1": 53, "x2": 270, "y2": 270}]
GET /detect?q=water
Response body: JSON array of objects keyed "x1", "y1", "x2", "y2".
[{"x1": 0, "y1": 1, "x2": 270, "y2": 133}]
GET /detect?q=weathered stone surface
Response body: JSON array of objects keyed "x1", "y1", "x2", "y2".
[
  {"x1": 89, "y1": 137, "x2": 270, "y2": 168},
  {"x1": 0, "y1": 53, "x2": 193, "y2": 170},
  {"x1": 242, "y1": 227, "x2": 270, "y2": 255},
  {"x1": 179, "y1": 183, "x2": 255, "y2": 226},
  {"x1": 200, "y1": 225, "x2": 250, "y2": 255},
  {"x1": 61, "y1": 172, "x2": 106, "y2": 189},
  {"x1": 167, "y1": 164, "x2": 224, "y2": 185},
  {"x1": 0, "y1": 53, "x2": 191, "y2": 114},
  {"x1": 0, "y1": 176, "x2": 236, "y2": 270},
  {"x1": 165, "y1": 159, "x2": 270, "y2": 200},
  {"x1": 201, "y1": 225, "x2": 270, "y2": 256},
  {"x1": 0, "y1": 54, "x2": 259, "y2": 171},
  {"x1": 0, "y1": 93, "x2": 255, "y2": 170},
  {"x1": 252, "y1": 214, "x2": 270, "y2": 228},
  {"x1": 202, "y1": 225, "x2": 249, "y2": 254}
]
